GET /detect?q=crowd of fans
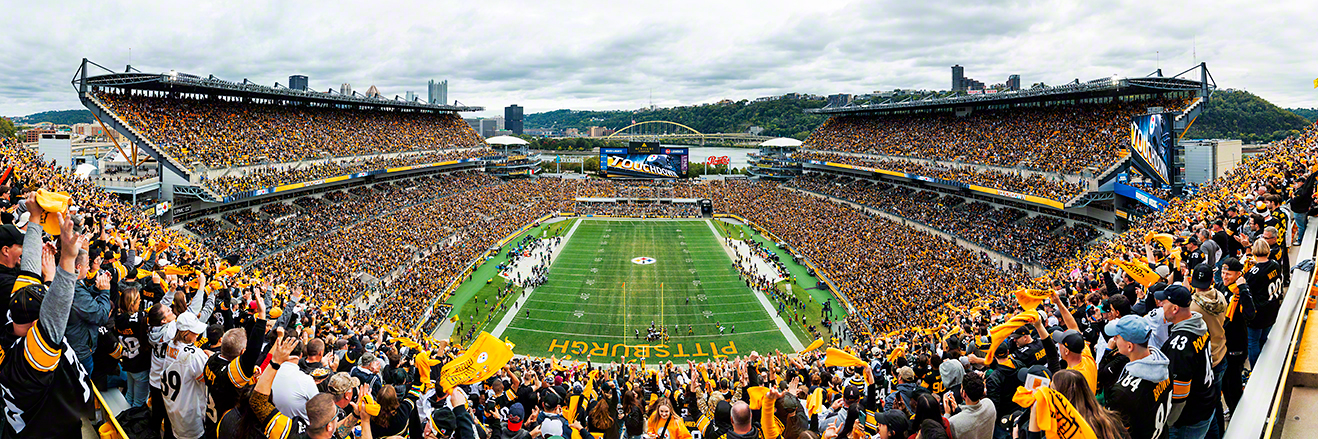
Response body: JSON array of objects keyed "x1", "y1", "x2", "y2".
[
  {"x1": 574, "y1": 202, "x2": 700, "y2": 218},
  {"x1": 804, "y1": 96, "x2": 1191, "y2": 174},
  {"x1": 0, "y1": 112, "x2": 1312, "y2": 439},
  {"x1": 94, "y1": 90, "x2": 486, "y2": 168},
  {"x1": 202, "y1": 148, "x2": 492, "y2": 197},
  {"x1": 794, "y1": 151, "x2": 1088, "y2": 202},
  {"x1": 784, "y1": 173, "x2": 1102, "y2": 268}
]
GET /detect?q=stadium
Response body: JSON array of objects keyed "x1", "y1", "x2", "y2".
[{"x1": 0, "y1": 56, "x2": 1313, "y2": 439}]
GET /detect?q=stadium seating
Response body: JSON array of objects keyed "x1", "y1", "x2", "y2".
[
  {"x1": 93, "y1": 91, "x2": 486, "y2": 169},
  {"x1": 200, "y1": 148, "x2": 492, "y2": 197},
  {"x1": 786, "y1": 173, "x2": 1101, "y2": 268},
  {"x1": 795, "y1": 150, "x2": 1088, "y2": 201},
  {"x1": 806, "y1": 97, "x2": 1191, "y2": 173}
]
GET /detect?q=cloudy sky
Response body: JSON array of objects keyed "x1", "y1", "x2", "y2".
[{"x1": 2, "y1": 0, "x2": 1315, "y2": 117}]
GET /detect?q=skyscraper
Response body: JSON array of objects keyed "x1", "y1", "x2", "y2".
[
  {"x1": 428, "y1": 79, "x2": 448, "y2": 105},
  {"x1": 1007, "y1": 75, "x2": 1021, "y2": 91},
  {"x1": 288, "y1": 75, "x2": 308, "y2": 91},
  {"x1": 341, "y1": 83, "x2": 352, "y2": 96},
  {"x1": 405, "y1": 91, "x2": 416, "y2": 101},
  {"x1": 952, "y1": 65, "x2": 964, "y2": 92},
  {"x1": 505, "y1": 104, "x2": 524, "y2": 135},
  {"x1": 365, "y1": 85, "x2": 381, "y2": 98}
]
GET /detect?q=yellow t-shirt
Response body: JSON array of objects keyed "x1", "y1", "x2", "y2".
[{"x1": 1069, "y1": 342, "x2": 1098, "y2": 393}]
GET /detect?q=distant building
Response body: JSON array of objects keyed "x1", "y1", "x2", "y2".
[
  {"x1": 365, "y1": 85, "x2": 381, "y2": 98},
  {"x1": 428, "y1": 80, "x2": 448, "y2": 105},
  {"x1": 826, "y1": 94, "x2": 853, "y2": 108},
  {"x1": 748, "y1": 126, "x2": 764, "y2": 136},
  {"x1": 565, "y1": 128, "x2": 580, "y2": 137},
  {"x1": 1007, "y1": 74, "x2": 1021, "y2": 91},
  {"x1": 480, "y1": 119, "x2": 498, "y2": 138},
  {"x1": 505, "y1": 104, "x2": 524, "y2": 135},
  {"x1": 23, "y1": 127, "x2": 55, "y2": 143},
  {"x1": 288, "y1": 75, "x2": 308, "y2": 91},
  {"x1": 405, "y1": 91, "x2": 416, "y2": 101},
  {"x1": 341, "y1": 83, "x2": 352, "y2": 96},
  {"x1": 951, "y1": 65, "x2": 984, "y2": 92}
]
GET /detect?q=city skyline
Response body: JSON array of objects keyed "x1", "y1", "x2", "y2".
[{"x1": 2, "y1": 0, "x2": 1316, "y2": 118}]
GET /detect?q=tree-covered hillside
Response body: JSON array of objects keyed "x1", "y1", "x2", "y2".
[
  {"x1": 1288, "y1": 108, "x2": 1317, "y2": 123},
  {"x1": 1183, "y1": 90, "x2": 1311, "y2": 143},
  {"x1": 13, "y1": 109, "x2": 94, "y2": 126},
  {"x1": 525, "y1": 98, "x2": 828, "y2": 140}
]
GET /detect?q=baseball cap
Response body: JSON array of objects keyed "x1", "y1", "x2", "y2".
[
  {"x1": 13, "y1": 212, "x2": 29, "y2": 230},
  {"x1": 9, "y1": 283, "x2": 46, "y2": 325},
  {"x1": 1104, "y1": 315, "x2": 1153, "y2": 345},
  {"x1": 1189, "y1": 263, "x2": 1213, "y2": 290},
  {"x1": 843, "y1": 385, "x2": 862, "y2": 401},
  {"x1": 0, "y1": 224, "x2": 23, "y2": 248},
  {"x1": 1016, "y1": 364, "x2": 1052, "y2": 383},
  {"x1": 1051, "y1": 329, "x2": 1085, "y2": 354},
  {"x1": 1156, "y1": 285, "x2": 1193, "y2": 308},
  {"x1": 873, "y1": 409, "x2": 909, "y2": 434},
  {"x1": 176, "y1": 312, "x2": 206, "y2": 335},
  {"x1": 327, "y1": 372, "x2": 360, "y2": 396},
  {"x1": 1222, "y1": 257, "x2": 1245, "y2": 272},
  {"x1": 429, "y1": 407, "x2": 456, "y2": 438},
  {"x1": 507, "y1": 403, "x2": 525, "y2": 431}
]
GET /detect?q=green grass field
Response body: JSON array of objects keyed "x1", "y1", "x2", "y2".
[{"x1": 495, "y1": 219, "x2": 797, "y2": 363}]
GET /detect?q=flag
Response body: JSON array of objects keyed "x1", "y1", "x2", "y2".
[
  {"x1": 1106, "y1": 258, "x2": 1160, "y2": 287},
  {"x1": 437, "y1": 332, "x2": 514, "y2": 393},
  {"x1": 1011, "y1": 387, "x2": 1098, "y2": 439},
  {"x1": 824, "y1": 348, "x2": 866, "y2": 368},
  {"x1": 1313, "y1": 78, "x2": 1317, "y2": 89},
  {"x1": 798, "y1": 339, "x2": 825, "y2": 354}
]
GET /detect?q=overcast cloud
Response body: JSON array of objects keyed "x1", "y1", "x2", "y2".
[{"x1": 2, "y1": 0, "x2": 1315, "y2": 117}]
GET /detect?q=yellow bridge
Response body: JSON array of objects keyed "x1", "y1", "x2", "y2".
[{"x1": 604, "y1": 121, "x2": 775, "y2": 146}]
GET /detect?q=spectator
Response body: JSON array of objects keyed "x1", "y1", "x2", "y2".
[{"x1": 1102, "y1": 315, "x2": 1171, "y2": 439}]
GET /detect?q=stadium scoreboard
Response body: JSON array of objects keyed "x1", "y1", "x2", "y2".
[
  {"x1": 601, "y1": 141, "x2": 689, "y2": 179},
  {"x1": 1128, "y1": 112, "x2": 1177, "y2": 187}
]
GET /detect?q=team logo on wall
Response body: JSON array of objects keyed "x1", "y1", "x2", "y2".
[{"x1": 631, "y1": 257, "x2": 657, "y2": 265}]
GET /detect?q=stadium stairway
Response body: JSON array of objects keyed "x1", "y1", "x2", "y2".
[{"x1": 80, "y1": 92, "x2": 195, "y2": 180}]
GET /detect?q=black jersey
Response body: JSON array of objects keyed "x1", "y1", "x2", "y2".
[
  {"x1": 1105, "y1": 357, "x2": 1172, "y2": 439},
  {"x1": 0, "y1": 323, "x2": 96, "y2": 438},
  {"x1": 1246, "y1": 260, "x2": 1285, "y2": 329},
  {"x1": 1163, "y1": 322, "x2": 1215, "y2": 426},
  {"x1": 114, "y1": 310, "x2": 151, "y2": 373}
]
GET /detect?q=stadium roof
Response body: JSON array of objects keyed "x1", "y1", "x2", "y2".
[
  {"x1": 73, "y1": 58, "x2": 483, "y2": 113},
  {"x1": 808, "y1": 65, "x2": 1214, "y2": 116}
]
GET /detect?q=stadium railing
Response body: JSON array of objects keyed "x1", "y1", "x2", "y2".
[{"x1": 1226, "y1": 217, "x2": 1317, "y2": 438}]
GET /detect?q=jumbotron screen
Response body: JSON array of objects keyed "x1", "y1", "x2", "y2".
[{"x1": 600, "y1": 141, "x2": 689, "y2": 179}]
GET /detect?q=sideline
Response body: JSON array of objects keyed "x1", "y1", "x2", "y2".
[
  {"x1": 491, "y1": 217, "x2": 584, "y2": 338},
  {"x1": 706, "y1": 220, "x2": 804, "y2": 351}
]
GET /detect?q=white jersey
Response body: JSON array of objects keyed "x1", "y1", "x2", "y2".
[
  {"x1": 162, "y1": 340, "x2": 209, "y2": 439},
  {"x1": 149, "y1": 321, "x2": 177, "y2": 389}
]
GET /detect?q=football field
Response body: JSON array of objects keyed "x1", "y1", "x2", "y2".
[{"x1": 495, "y1": 219, "x2": 798, "y2": 363}]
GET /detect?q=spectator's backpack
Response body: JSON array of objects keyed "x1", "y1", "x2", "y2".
[{"x1": 116, "y1": 405, "x2": 160, "y2": 439}]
